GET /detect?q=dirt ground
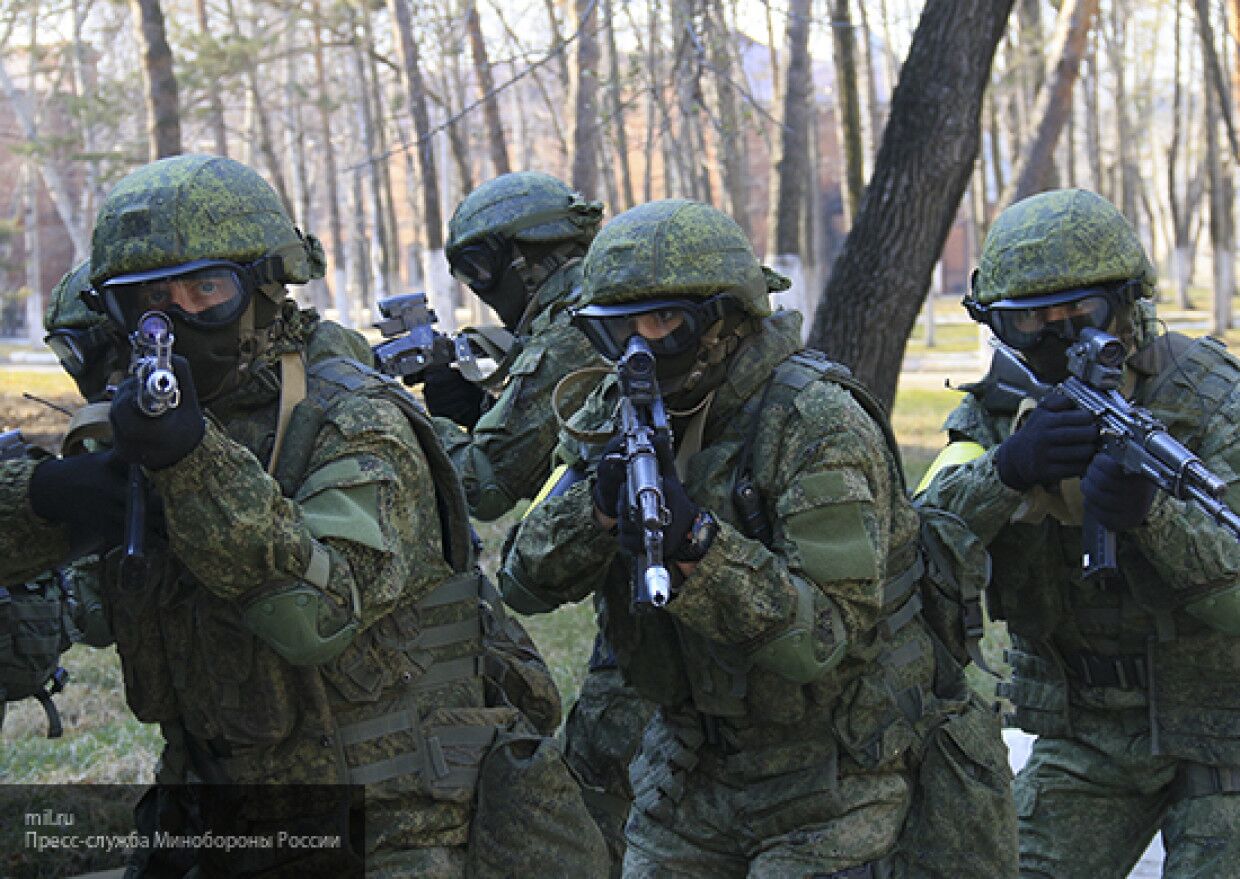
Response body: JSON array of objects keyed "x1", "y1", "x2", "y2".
[{"x1": 0, "y1": 390, "x2": 83, "y2": 452}]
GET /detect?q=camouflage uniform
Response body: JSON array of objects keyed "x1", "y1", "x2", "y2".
[
  {"x1": 502, "y1": 200, "x2": 1014, "y2": 878},
  {"x1": 920, "y1": 189, "x2": 1240, "y2": 878},
  {"x1": 73, "y1": 155, "x2": 605, "y2": 877},
  {"x1": 440, "y1": 172, "x2": 654, "y2": 872},
  {"x1": 0, "y1": 461, "x2": 69, "y2": 584}
]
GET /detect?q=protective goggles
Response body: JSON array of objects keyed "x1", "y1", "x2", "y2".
[
  {"x1": 97, "y1": 259, "x2": 258, "y2": 331},
  {"x1": 447, "y1": 235, "x2": 513, "y2": 293},
  {"x1": 573, "y1": 295, "x2": 737, "y2": 362},
  {"x1": 964, "y1": 283, "x2": 1137, "y2": 351},
  {"x1": 44, "y1": 324, "x2": 116, "y2": 379}
]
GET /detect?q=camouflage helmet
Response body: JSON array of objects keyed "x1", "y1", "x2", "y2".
[
  {"x1": 446, "y1": 171, "x2": 602, "y2": 256},
  {"x1": 90, "y1": 154, "x2": 325, "y2": 297},
  {"x1": 578, "y1": 199, "x2": 778, "y2": 317},
  {"x1": 44, "y1": 259, "x2": 102, "y2": 334},
  {"x1": 971, "y1": 188, "x2": 1156, "y2": 306}
]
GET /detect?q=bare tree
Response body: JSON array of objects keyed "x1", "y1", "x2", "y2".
[
  {"x1": 570, "y1": 0, "x2": 602, "y2": 198},
  {"x1": 389, "y1": 0, "x2": 443, "y2": 252},
  {"x1": 1004, "y1": 0, "x2": 1101, "y2": 203},
  {"x1": 832, "y1": 0, "x2": 866, "y2": 222},
  {"x1": 808, "y1": 0, "x2": 1016, "y2": 409},
  {"x1": 194, "y1": 0, "x2": 228, "y2": 157},
  {"x1": 466, "y1": 1, "x2": 510, "y2": 177},
  {"x1": 130, "y1": 0, "x2": 181, "y2": 159},
  {"x1": 767, "y1": 0, "x2": 812, "y2": 257},
  {"x1": 703, "y1": 0, "x2": 747, "y2": 234}
]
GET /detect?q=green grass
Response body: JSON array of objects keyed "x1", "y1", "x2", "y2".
[{"x1": 904, "y1": 319, "x2": 982, "y2": 355}]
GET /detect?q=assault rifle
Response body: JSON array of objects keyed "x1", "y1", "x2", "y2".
[
  {"x1": 616, "y1": 336, "x2": 673, "y2": 607},
  {"x1": 990, "y1": 329, "x2": 1240, "y2": 578},
  {"x1": 373, "y1": 292, "x2": 477, "y2": 383},
  {"x1": 124, "y1": 312, "x2": 179, "y2": 579}
]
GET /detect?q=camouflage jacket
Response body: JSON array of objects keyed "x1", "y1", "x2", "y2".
[
  {"x1": 0, "y1": 460, "x2": 72, "y2": 585},
  {"x1": 103, "y1": 311, "x2": 503, "y2": 848},
  {"x1": 501, "y1": 311, "x2": 933, "y2": 768},
  {"x1": 438, "y1": 259, "x2": 606, "y2": 521},
  {"x1": 919, "y1": 331, "x2": 1240, "y2": 764}
]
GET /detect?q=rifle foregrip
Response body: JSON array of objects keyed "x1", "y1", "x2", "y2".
[{"x1": 1081, "y1": 512, "x2": 1117, "y2": 579}]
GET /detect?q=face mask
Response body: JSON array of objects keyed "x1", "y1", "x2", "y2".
[
  {"x1": 1021, "y1": 334, "x2": 1071, "y2": 384},
  {"x1": 478, "y1": 267, "x2": 530, "y2": 330},
  {"x1": 166, "y1": 314, "x2": 243, "y2": 401}
]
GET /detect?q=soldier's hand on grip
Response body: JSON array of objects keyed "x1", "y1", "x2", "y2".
[
  {"x1": 1082, "y1": 451, "x2": 1156, "y2": 531},
  {"x1": 422, "y1": 363, "x2": 485, "y2": 429},
  {"x1": 591, "y1": 434, "x2": 627, "y2": 521},
  {"x1": 29, "y1": 449, "x2": 129, "y2": 552},
  {"x1": 110, "y1": 355, "x2": 205, "y2": 471},
  {"x1": 616, "y1": 438, "x2": 699, "y2": 561},
  {"x1": 995, "y1": 390, "x2": 1098, "y2": 491}
]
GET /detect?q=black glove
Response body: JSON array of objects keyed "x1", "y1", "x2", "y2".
[
  {"x1": 422, "y1": 363, "x2": 486, "y2": 429},
  {"x1": 28, "y1": 450, "x2": 129, "y2": 553},
  {"x1": 110, "y1": 355, "x2": 205, "y2": 471},
  {"x1": 616, "y1": 439, "x2": 700, "y2": 561},
  {"x1": 591, "y1": 434, "x2": 627, "y2": 521},
  {"x1": 994, "y1": 391, "x2": 1099, "y2": 491},
  {"x1": 1082, "y1": 451, "x2": 1156, "y2": 531}
]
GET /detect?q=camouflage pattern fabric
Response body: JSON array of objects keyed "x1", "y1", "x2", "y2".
[
  {"x1": 560, "y1": 666, "x2": 657, "y2": 876},
  {"x1": 0, "y1": 459, "x2": 70, "y2": 585},
  {"x1": 94, "y1": 312, "x2": 601, "y2": 874},
  {"x1": 502, "y1": 311, "x2": 982, "y2": 877},
  {"x1": 436, "y1": 259, "x2": 607, "y2": 521},
  {"x1": 1016, "y1": 706, "x2": 1240, "y2": 879},
  {"x1": 918, "y1": 329, "x2": 1240, "y2": 874},
  {"x1": 970, "y1": 189, "x2": 1157, "y2": 305}
]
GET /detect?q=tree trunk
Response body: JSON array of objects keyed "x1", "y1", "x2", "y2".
[
  {"x1": 768, "y1": 0, "x2": 813, "y2": 257},
  {"x1": 466, "y1": 1, "x2": 510, "y2": 177},
  {"x1": 807, "y1": 0, "x2": 1016, "y2": 410},
  {"x1": 1206, "y1": 15, "x2": 1235, "y2": 332},
  {"x1": 130, "y1": 0, "x2": 182, "y2": 159},
  {"x1": 348, "y1": 7, "x2": 388, "y2": 303},
  {"x1": 312, "y1": 0, "x2": 350, "y2": 324},
  {"x1": 855, "y1": 0, "x2": 886, "y2": 158},
  {"x1": 704, "y1": 0, "x2": 748, "y2": 234},
  {"x1": 1194, "y1": 0, "x2": 1240, "y2": 162},
  {"x1": 1004, "y1": 0, "x2": 1101, "y2": 204},
  {"x1": 570, "y1": 0, "x2": 602, "y2": 199},
  {"x1": 831, "y1": 0, "x2": 866, "y2": 222},
  {"x1": 389, "y1": 0, "x2": 443, "y2": 251},
  {"x1": 195, "y1": 0, "x2": 228, "y2": 157},
  {"x1": 603, "y1": 0, "x2": 634, "y2": 210},
  {"x1": 224, "y1": 0, "x2": 291, "y2": 213}
]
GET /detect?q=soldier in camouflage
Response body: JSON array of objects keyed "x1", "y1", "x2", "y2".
[
  {"x1": 500, "y1": 200, "x2": 1015, "y2": 878},
  {"x1": 25, "y1": 154, "x2": 604, "y2": 876},
  {"x1": 435, "y1": 171, "x2": 655, "y2": 872},
  {"x1": 918, "y1": 188, "x2": 1240, "y2": 878}
]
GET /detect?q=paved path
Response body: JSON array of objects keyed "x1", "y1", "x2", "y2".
[{"x1": 1005, "y1": 729, "x2": 1164, "y2": 877}]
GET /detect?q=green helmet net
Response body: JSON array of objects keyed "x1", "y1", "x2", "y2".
[
  {"x1": 44, "y1": 259, "x2": 103, "y2": 334},
  {"x1": 971, "y1": 188, "x2": 1156, "y2": 306},
  {"x1": 578, "y1": 199, "x2": 780, "y2": 317},
  {"x1": 90, "y1": 154, "x2": 325, "y2": 296},
  {"x1": 446, "y1": 171, "x2": 603, "y2": 256}
]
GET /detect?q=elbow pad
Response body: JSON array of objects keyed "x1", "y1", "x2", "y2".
[
  {"x1": 1185, "y1": 584, "x2": 1240, "y2": 636},
  {"x1": 497, "y1": 563, "x2": 560, "y2": 615},
  {"x1": 749, "y1": 578, "x2": 847, "y2": 684},
  {"x1": 242, "y1": 543, "x2": 361, "y2": 666}
]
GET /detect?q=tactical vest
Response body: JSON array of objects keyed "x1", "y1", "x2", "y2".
[
  {"x1": 604, "y1": 350, "x2": 941, "y2": 768},
  {"x1": 105, "y1": 346, "x2": 507, "y2": 794},
  {"x1": 988, "y1": 333, "x2": 1240, "y2": 766}
]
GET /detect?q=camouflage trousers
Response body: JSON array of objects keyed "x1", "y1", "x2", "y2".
[
  {"x1": 1016, "y1": 707, "x2": 1240, "y2": 879},
  {"x1": 561, "y1": 664, "x2": 658, "y2": 878},
  {"x1": 621, "y1": 707, "x2": 911, "y2": 878}
]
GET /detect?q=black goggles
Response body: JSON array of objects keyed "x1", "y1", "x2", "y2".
[
  {"x1": 964, "y1": 283, "x2": 1137, "y2": 351},
  {"x1": 44, "y1": 324, "x2": 116, "y2": 378},
  {"x1": 98, "y1": 259, "x2": 258, "y2": 331},
  {"x1": 572, "y1": 296, "x2": 735, "y2": 362},
  {"x1": 447, "y1": 235, "x2": 513, "y2": 293}
]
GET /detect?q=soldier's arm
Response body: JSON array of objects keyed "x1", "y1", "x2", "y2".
[
  {"x1": 148, "y1": 395, "x2": 452, "y2": 664},
  {"x1": 497, "y1": 476, "x2": 618, "y2": 613},
  {"x1": 0, "y1": 459, "x2": 71, "y2": 584},
  {"x1": 1131, "y1": 396, "x2": 1240, "y2": 629},
  {"x1": 451, "y1": 325, "x2": 601, "y2": 521},
  {"x1": 662, "y1": 383, "x2": 900, "y2": 684},
  {"x1": 914, "y1": 396, "x2": 1024, "y2": 545}
]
